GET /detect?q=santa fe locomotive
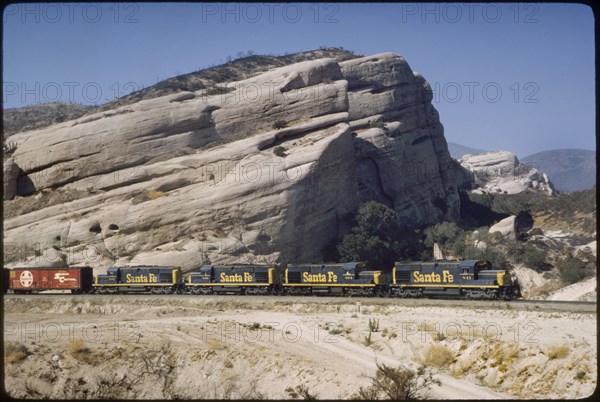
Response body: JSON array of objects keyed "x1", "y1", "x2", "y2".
[{"x1": 3, "y1": 259, "x2": 520, "y2": 300}]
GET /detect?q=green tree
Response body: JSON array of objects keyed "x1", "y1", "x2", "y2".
[
  {"x1": 423, "y1": 222, "x2": 463, "y2": 248},
  {"x1": 337, "y1": 201, "x2": 404, "y2": 269},
  {"x1": 423, "y1": 221, "x2": 468, "y2": 259}
]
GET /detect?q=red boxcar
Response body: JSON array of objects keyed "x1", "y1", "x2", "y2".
[{"x1": 8, "y1": 267, "x2": 93, "y2": 294}]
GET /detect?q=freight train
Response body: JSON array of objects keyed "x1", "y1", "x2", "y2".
[{"x1": 2, "y1": 260, "x2": 520, "y2": 300}]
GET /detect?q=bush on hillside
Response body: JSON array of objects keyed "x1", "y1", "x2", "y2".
[
  {"x1": 556, "y1": 254, "x2": 594, "y2": 284},
  {"x1": 337, "y1": 201, "x2": 405, "y2": 269}
]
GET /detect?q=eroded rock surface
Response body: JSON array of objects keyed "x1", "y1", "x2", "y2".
[{"x1": 459, "y1": 151, "x2": 554, "y2": 195}]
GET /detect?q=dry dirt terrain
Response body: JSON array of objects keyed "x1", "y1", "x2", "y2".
[{"x1": 3, "y1": 295, "x2": 597, "y2": 399}]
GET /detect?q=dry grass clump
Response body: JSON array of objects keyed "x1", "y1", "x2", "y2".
[
  {"x1": 423, "y1": 343, "x2": 454, "y2": 368},
  {"x1": 131, "y1": 189, "x2": 167, "y2": 204},
  {"x1": 547, "y1": 344, "x2": 570, "y2": 360},
  {"x1": 5, "y1": 341, "x2": 30, "y2": 363},
  {"x1": 69, "y1": 340, "x2": 100, "y2": 364}
]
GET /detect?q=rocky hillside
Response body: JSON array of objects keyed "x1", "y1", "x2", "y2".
[
  {"x1": 522, "y1": 149, "x2": 596, "y2": 193},
  {"x1": 3, "y1": 103, "x2": 95, "y2": 138},
  {"x1": 3, "y1": 51, "x2": 472, "y2": 272},
  {"x1": 459, "y1": 150, "x2": 554, "y2": 195},
  {"x1": 2, "y1": 48, "x2": 359, "y2": 138}
]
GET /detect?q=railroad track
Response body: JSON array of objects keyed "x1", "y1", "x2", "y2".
[{"x1": 3, "y1": 293, "x2": 596, "y2": 313}]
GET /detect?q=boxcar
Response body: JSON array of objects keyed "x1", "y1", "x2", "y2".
[
  {"x1": 186, "y1": 264, "x2": 280, "y2": 294},
  {"x1": 283, "y1": 262, "x2": 384, "y2": 296},
  {"x1": 93, "y1": 266, "x2": 182, "y2": 294},
  {"x1": 8, "y1": 266, "x2": 93, "y2": 294}
]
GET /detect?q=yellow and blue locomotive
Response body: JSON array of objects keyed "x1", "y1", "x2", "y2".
[
  {"x1": 282, "y1": 262, "x2": 384, "y2": 296},
  {"x1": 388, "y1": 259, "x2": 519, "y2": 300},
  {"x1": 186, "y1": 264, "x2": 280, "y2": 295},
  {"x1": 93, "y1": 265, "x2": 183, "y2": 294}
]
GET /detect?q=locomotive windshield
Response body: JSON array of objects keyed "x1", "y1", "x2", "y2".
[{"x1": 474, "y1": 260, "x2": 493, "y2": 271}]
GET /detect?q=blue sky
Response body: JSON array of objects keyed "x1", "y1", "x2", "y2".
[{"x1": 2, "y1": 2, "x2": 595, "y2": 157}]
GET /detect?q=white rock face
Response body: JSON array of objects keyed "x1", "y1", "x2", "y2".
[
  {"x1": 459, "y1": 151, "x2": 554, "y2": 195},
  {"x1": 4, "y1": 53, "x2": 471, "y2": 272},
  {"x1": 489, "y1": 216, "x2": 517, "y2": 238},
  {"x1": 547, "y1": 277, "x2": 597, "y2": 301}
]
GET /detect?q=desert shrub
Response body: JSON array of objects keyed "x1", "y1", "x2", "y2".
[
  {"x1": 556, "y1": 254, "x2": 592, "y2": 284},
  {"x1": 328, "y1": 327, "x2": 343, "y2": 335},
  {"x1": 504, "y1": 241, "x2": 550, "y2": 270},
  {"x1": 272, "y1": 119, "x2": 288, "y2": 130},
  {"x1": 520, "y1": 244, "x2": 549, "y2": 270},
  {"x1": 285, "y1": 384, "x2": 317, "y2": 400},
  {"x1": 547, "y1": 344, "x2": 569, "y2": 360},
  {"x1": 5, "y1": 342, "x2": 30, "y2": 363},
  {"x1": 273, "y1": 146, "x2": 287, "y2": 157},
  {"x1": 352, "y1": 363, "x2": 440, "y2": 400},
  {"x1": 423, "y1": 344, "x2": 454, "y2": 368}
]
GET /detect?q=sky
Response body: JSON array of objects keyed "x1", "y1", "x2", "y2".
[{"x1": 2, "y1": 2, "x2": 595, "y2": 157}]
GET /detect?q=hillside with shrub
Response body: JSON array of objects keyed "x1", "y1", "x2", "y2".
[{"x1": 334, "y1": 189, "x2": 595, "y2": 296}]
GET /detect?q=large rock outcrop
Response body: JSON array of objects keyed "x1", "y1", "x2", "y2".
[
  {"x1": 459, "y1": 151, "x2": 554, "y2": 195},
  {"x1": 3, "y1": 53, "x2": 471, "y2": 272}
]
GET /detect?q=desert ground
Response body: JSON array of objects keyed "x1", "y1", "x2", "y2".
[{"x1": 3, "y1": 295, "x2": 597, "y2": 399}]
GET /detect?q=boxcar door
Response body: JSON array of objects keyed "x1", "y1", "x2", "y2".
[{"x1": 41, "y1": 270, "x2": 50, "y2": 289}]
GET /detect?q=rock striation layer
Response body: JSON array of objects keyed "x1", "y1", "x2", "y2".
[{"x1": 4, "y1": 53, "x2": 472, "y2": 272}]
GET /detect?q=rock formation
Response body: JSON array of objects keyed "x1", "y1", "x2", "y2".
[
  {"x1": 3, "y1": 52, "x2": 472, "y2": 272},
  {"x1": 459, "y1": 151, "x2": 554, "y2": 195},
  {"x1": 3, "y1": 158, "x2": 20, "y2": 200}
]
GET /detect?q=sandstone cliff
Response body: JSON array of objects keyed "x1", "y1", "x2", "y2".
[{"x1": 3, "y1": 52, "x2": 472, "y2": 272}]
